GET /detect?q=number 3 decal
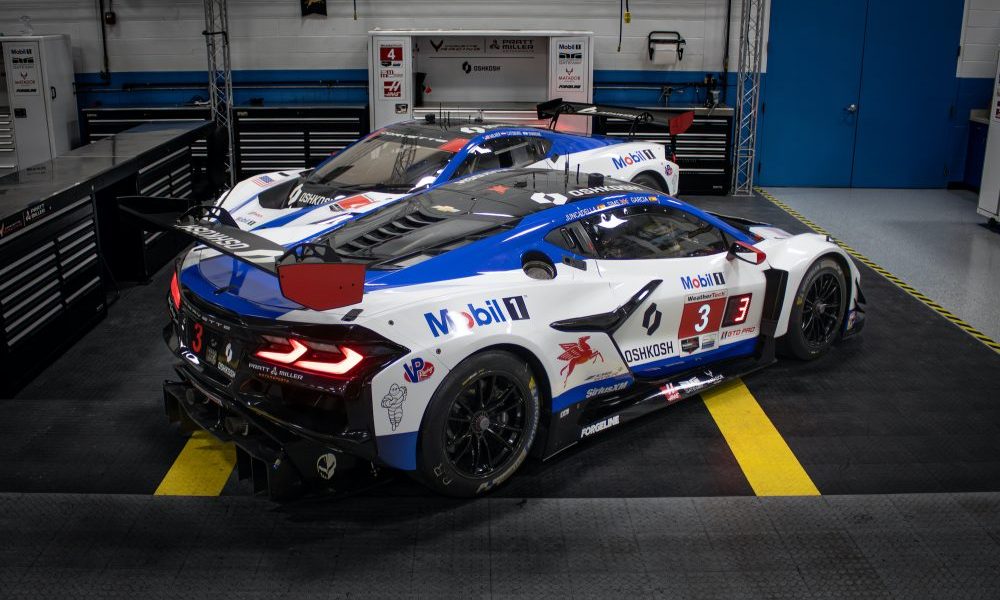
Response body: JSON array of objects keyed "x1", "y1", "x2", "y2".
[
  {"x1": 694, "y1": 304, "x2": 711, "y2": 332},
  {"x1": 191, "y1": 322, "x2": 204, "y2": 353},
  {"x1": 679, "y1": 298, "x2": 726, "y2": 338},
  {"x1": 722, "y1": 293, "x2": 753, "y2": 327}
]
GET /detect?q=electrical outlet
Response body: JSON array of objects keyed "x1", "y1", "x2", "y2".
[{"x1": 103, "y1": 11, "x2": 116, "y2": 25}]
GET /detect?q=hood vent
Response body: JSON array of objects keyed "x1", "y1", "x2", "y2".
[{"x1": 337, "y1": 211, "x2": 445, "y2": 255}]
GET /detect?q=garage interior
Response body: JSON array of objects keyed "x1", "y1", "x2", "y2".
[{"x1": 2, "y1": 1, "x2": 1000, "y2": 597}]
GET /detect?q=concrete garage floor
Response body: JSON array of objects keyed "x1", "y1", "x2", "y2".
[
  {"x1": 762, "y1": 187, "x2": 1000, "y2": 343},
  {"x1": 3, "y1": 192, "x2": 1000, "y2": 597}
]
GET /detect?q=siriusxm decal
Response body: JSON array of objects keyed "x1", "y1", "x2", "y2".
[
  {"x1": 424, "y1": 296, "x2": 530, "y2": 338},
  {"x1": 680, "y1": 272, "x2": 726, "y2": 290},
  {"x1": 611, "y1": 149, "x2": 656, "y2": 170}
]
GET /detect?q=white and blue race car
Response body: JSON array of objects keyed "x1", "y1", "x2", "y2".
[
  {"x1": 218, "y1": 101, "x2": 688, "y2": 242},
  {"x1": 126, "y1": 166, "x2": 865, "y2": 499}
]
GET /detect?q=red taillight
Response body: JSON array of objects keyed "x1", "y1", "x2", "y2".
[
  {"x1": 169, "y1": 272, "x2": 182, "y2": 309},
  {"x1": 255, "y1": 338, "x2": 308, "y2": 364},
  {"x1": 254, "y1": 338, "x2": 363, "y2": 377},
  {"x1": 295, "y1": 347, "x2": 363, "y2": 375}
]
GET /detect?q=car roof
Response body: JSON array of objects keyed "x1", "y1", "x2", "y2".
[{"x1": 320, "y1": 169, "x2": 651, "y2": 262}]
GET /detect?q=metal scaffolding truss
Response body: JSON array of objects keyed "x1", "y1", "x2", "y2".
[
  {"x1": 203, "y1": 0, "x2": 236, "y2": 186},
  {"x1": 732, "y1": 0, "x2": 766, "y2": 195}
]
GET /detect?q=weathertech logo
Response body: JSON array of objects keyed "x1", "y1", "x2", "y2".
[
  {"x1": 424, "y1": 296, "x2": 530, "y2": 337},
  {"x1": 680, "y1": 272, "x2": 726, "y2": 290}
]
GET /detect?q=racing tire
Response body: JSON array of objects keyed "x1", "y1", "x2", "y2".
[
  {"x1": 779, "y1": 257, "x2": 847, "y2": 360},
  {"x1": 416, "y1": 350, "x2": 540, "y2": 497},
  {"x1": 631, "y1": 172, "x2": 665, "y2": 192}
]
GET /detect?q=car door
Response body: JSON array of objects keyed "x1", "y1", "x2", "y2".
[{"x1": 575, "y1": 203, "x2": 767, "y2": 379}]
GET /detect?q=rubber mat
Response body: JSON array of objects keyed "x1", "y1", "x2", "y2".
[{"x1": 3, "y1": 193, "x2": 998, "y2": 498}]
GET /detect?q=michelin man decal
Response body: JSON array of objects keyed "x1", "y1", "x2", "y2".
[{"x1": 381, "y1": 383, "x2": 407, "y2": 431}]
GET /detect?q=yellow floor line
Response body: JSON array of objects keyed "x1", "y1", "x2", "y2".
[
  {"x1": 702, "y1": 379, "x2": 819, "y2": 496},
  {"x1": 154, "y1": 430, "x2": 236, "y2": 496}
]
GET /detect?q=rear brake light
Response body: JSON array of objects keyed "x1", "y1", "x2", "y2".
[
  {"x1": 256, "y1": 338, "x2": 307, "y2": 364},
  {"x1": 295, "y1": 347, "x2": 363, "y2": 375},
  {"x1": 170, "y1": 272, "x2": 182, "y2": 309},
  {"x1": 254, "y1": 338, "x2": 363, "y2": 377}
]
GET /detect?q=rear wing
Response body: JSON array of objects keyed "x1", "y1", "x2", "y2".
[
  {"x1": 119, "y1": 197, "x2": 364, "y2": 311},
  {"x1": 536, "y1": 99, "x2": 695, "y2": 138}
]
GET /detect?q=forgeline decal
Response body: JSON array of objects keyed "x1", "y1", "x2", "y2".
[
  {"x1": 174, "y1": 225, "x2": 250, "y2": 250},
  {"x1": 622, "y1": 341, "x2": 675, "y2": 364},
  {"x1": 581, "y1": 414, "x2": 620, "y2": 438},
  {"x1": 611, "y1": 149, "x2": 657, "y2": 170},
  {"x1": 679, "y1": 271, "x2": 726, "y2": 290},
  {"x1": 402, "y1": 357, "x2": 435, "y2": 383},
  {"x1": 584, "y1": 380, "x2": 628, "y2": 399},
  {"x1": 556, "y1": 336, "x2": 605, "y2": 386},
  {"x1": 381, "y1": 383, "x2": 407, "y2": 431},
  {"x1": 423, "y1": 296, "x2": 530, "y2": 338}
]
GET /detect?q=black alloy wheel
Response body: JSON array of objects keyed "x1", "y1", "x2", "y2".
[
  {"x1": 444, "y1": 373, "x2": 527, "y2": 478},
  {"x1": 801, "y1": 272, "x2": 842, "y2": 347},
  {"x1": 416, "y1": 350, "x2": 539, "y2": 497},
  {"x1": 779, "y1": 256, "x2": 847, "y2": 360}
]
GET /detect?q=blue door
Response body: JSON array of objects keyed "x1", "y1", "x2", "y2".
[
  {"x1": 758, "y1": 0, "x2": 964, "y2": 188},
  {"x1": 850, "y1": 0, "x2": 964, "y2": 187},
  {"x1": 756, "y1": 0, "x2": 868, "y2": 186}
]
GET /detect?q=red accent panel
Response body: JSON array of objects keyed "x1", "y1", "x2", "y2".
[
  {"x1": 437, "y1": 138, "x2": 470, "y2": 152},
  {"x1": 278, "y1": 263, "x2": 366, "y2": 311},
  {"x1": 677, "y1": 297, "x2": 726, "y2": 339},
  {"x1": 336, "y1": 194, "x2": 376, "y2": 210},
  {"x1": 670, "y1": 111, "x2": 695, "y2": 136}
]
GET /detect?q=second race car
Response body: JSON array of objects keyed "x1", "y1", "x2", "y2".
[{"x1": 217, "y1": 101, "x2": 690, "y2": 243}]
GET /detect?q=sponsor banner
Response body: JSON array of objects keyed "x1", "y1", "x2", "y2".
[
  {"x1": 555, "y1": 38, "x2": 587, "y2": 92},
  {"x1": 611, "y1": 149, "x2": 657, "y2": 170},
  {"x1": 6, "y1": 44, "x2": 38, "y2": 96},
  {"x1": 377, "y1": 40, "x2": 406, "y2": 99},
  {"x1": 420, "y1": 36, "x2": 541, "y2": 58}
]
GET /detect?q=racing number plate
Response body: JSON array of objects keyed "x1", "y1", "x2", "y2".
[{"x1": 187, "y1": 318, "x2": 241, "y2": 380}]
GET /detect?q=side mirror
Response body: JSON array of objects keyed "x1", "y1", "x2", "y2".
[{"x1": 727, "y1": 240, "x2": 767, "y2": 265}]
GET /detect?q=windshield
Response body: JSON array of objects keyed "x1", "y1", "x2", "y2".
[{"x1": 306, "y1": 131, "x2": 462, "y2": 192}]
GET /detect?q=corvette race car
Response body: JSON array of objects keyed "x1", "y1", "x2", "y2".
[
  {"x1": 125, "y1": 168, "x2": 864, "y2": 499},
  {"x1": 217, "y1": 101, "x2": 689, "y2": 244}
]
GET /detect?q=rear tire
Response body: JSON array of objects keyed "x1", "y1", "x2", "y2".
[
  {"x1": 779, "y1": 257, "x2": 847, "y2": 360},
  {"x1": 631, "y1": 172, "x2": 664, "y2": 192},
  {"x1": 416, "y1": 350, "x2": 540, "y2": 497}
]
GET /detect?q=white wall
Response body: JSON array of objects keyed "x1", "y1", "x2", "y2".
[
  {"x1": 0, "y1": 0, "x2": 745, "y2": 74},
  {"x1": 960, "y1": 0, "x2": 1000, "y2": 78}
]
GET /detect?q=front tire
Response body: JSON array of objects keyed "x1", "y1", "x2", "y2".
[
  {"x1": 631, "y1": 172, "x2": 665, "y2": 192},
  {"x1": 416, "y1": 350, "x2": 540, "y2": 497},
  {"x1": 780, "y1": 257, "x2": 847, "y2": 360}
]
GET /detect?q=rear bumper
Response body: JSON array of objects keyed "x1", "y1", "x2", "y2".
[{"x1": 163, "y1": 371, "x2": 375, "y2": 499}]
